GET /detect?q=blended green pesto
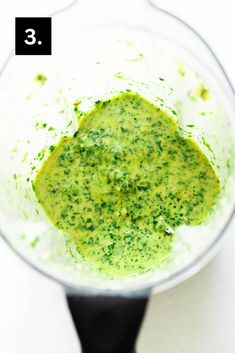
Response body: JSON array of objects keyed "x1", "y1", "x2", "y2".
[{"x1": 34, "y1": 92, "x2": 220, "y2": 276}]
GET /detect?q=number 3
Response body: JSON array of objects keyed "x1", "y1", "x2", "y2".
[{"x1": 25, "y1": 28, "x2": 36, "y2": 45}]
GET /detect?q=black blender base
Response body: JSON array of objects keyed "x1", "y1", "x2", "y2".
[{"x1": 67, "y1": 294, "x2": 148, "y2": 353}]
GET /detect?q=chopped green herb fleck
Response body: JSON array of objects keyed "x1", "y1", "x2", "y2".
[
  {"x1": 34, "y1": 73, "x2": 47, "y2": 85},
  {"x1": 197, "y1": 84, "x2": 210, "y2": 100},
  {"x1": 177, "y1": 64, "x2": 186, "y2": 76},
  {"x1": 30, "y1": 236, "x2": 40, "y2": 248},
  {"x1": 49, "y1": 145, "x2": 55, "y2": 153}
]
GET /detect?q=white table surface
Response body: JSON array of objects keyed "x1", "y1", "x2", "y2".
[{"x1": 0, "y1": 1, "x2": 235, "y2": 352}]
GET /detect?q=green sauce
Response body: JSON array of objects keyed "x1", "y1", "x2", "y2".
[{"x1": 34, "y1": 92, "x2": 220, "y2": 276}]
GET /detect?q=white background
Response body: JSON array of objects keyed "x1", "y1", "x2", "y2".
[{"x1": 0, "y1": 1, "x2": 235, "y2": 352}]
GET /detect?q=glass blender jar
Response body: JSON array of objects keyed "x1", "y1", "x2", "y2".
[{"x1": 0, "y1": 0, "x2": 235, "y2": 352}]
